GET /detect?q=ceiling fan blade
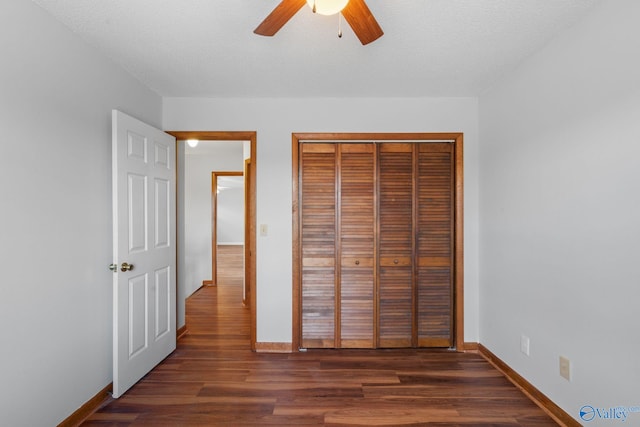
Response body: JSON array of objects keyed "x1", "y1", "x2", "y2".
[
  {"x1": 341, "y1": 0, "x2": 384, "y2": 45},
  {"x1": 254, "y1": 0, "x2": 307, "y2": 36}
]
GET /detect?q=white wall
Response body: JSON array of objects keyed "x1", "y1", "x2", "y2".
[
  {"x1": 0, "y1": 1, "x2": 162, "y2": 426},
  {"x1": 177, "y1": 141, "x2": 245, "y2": 327},
  {"x1": 217, "y1": 176, "x2": 245, "y2": 244},
  {"x1": 164, "y1": 97, "x2": 480, "y2": 344},
  {"x1": 479, "y1": 0, "x2": 640, "y2": 423}
]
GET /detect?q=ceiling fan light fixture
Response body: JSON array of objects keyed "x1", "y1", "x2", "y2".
[
  {"x1": 306, "y1": 0, "x2": 349, "y2": 16},
  {"x1": 254, "y1": 0, "x2": 382, "y2": 45}
]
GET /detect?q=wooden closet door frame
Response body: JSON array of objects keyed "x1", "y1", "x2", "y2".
[{"x1": 292, "y1": 133, "x2": 464, "y2": 351}]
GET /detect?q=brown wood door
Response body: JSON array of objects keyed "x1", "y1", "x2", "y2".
[
  {"x1": 416, "y1": 143, "x2": 454, "y2": 347},
  {"x1": 298, "y1": 140, "x2": 455, "y2": 350},
  {"x1": 338, "y1": 144, "x2": 376, "y2": 348},
  {"x1": 300, "y1": 143, "x2": 337, "y2": 348},
  {"x1": 377, "y1": 143, "x2": 414, "y2": 348}
]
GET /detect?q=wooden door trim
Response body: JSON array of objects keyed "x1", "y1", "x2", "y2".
[
  {"x1": 292, "y1": 132, "x2": 464, "y2": 352},
  {"x1": 167, "y1": 131, "x2": 257, "y2": 351},
  {"x1": 211, "y1": 171, "x2": 243, "y2": 285},
  {"x1": 453, "y1": 134, "x2": 464, "y2": 352},
  {"x1": 243, "y1": 158, "x2": 251, "y2": 307},
  {"x1": 335, "y1": 147, "x2": 342, "y2": 349}
]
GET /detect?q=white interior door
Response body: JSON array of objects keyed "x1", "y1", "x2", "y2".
[{"x1": 111, "y1": 110, "x2": 176, "y2": 398}]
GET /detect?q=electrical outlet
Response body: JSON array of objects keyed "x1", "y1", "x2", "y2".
[
  {"x1": 520, "y1": 335, "x2": 530, "y2": 356},
  {"x1": 260, "y1": 224, "x2": 268, "y2": 236},
  {"x1": 559, "y1": 356, "x2": 571, "y2": 381}
]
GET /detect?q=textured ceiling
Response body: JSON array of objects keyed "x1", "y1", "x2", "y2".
[{"x1": 32, "y1": 0, "x2": 601, "y2": 97}]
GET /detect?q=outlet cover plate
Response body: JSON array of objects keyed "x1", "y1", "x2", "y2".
[
  {"x1": 559, "y1": 356, "x2": 571, "y2": 381},
  {"x1": 520, "y1": 335, "x2": 530, "y2": 356}
]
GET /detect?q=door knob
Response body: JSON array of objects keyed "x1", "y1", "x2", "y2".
[
  {"x1": 121, "y1": 262, "x2": 134, "y2": 272},
  {"x1": 108, "y1": 264, "x2": 117, "y2": 272}
]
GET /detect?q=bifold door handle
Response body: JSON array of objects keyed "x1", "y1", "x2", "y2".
[
  {"x1": 355, "y1": 260, "x2": 360, "y2": 265},
  {"x1": 121, "y1": 262, "x2": 134, "y2": 272},
  {"x1": 394, "y1": 259, "x2": 399, "y2": 264}
]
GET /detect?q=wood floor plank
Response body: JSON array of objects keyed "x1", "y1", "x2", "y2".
[{"x1": 84, "y1": 245, "x2": 558, "y2": 426}]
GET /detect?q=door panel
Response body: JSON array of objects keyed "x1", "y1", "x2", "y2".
[
  {"x1": 128, "y1": 273, "x2": 148, "y2": 358},
  {"x1": 154, "y1": 178, "x2": 171, "y2": 248},
  {"x1": 155, "y1": 266, "x2": 171, "y2": 338},
  {"x1": 300, "y1": 144, "x2": 337, "y2": 348},
  {"x1": 417, "y1": 143, "x2": 454, "y2": 347},
  {"x1": 128, "y1": 174, "x2": 147, "y2": 253},
  {"x1": 339, "y1": 144, "x2": 375, "y2": 348},
  {"x1": 112, "y1": 110, "x2": 176, "y2": 398},
  {"x1": 377, "y1": 143, "x2": 414, "y2": 348}
]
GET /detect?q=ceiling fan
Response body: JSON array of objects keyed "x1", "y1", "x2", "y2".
[{"x1": 254, "y1": 0, "x2": 384, "y2": 45}]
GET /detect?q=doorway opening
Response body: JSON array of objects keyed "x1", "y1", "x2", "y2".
[
  {"x1": 168, "y1": 131, "x2": 257, "y2": 351},
  {"x1": 212, "y1": 171, "x2": 251, "y2": 306}
]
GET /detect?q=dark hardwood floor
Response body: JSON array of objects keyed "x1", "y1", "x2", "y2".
[{"x1": 84, "y1": 245, "x2": 557, "y2": 426}]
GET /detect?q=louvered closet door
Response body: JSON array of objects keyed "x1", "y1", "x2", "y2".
[
  {"x1": 377, "y1": 143, "x2": 414, "y2": 348},
  {"x1": 299, "y1": 140, "x2": 455, "y2": 350},
  {"x1": 339, "y1": 144, "x2": 376, "y2": 348},
  {"x1": 417, "y1": 143, "x2": 454, "y2": 347},
  {"x1": 300, "y1": 144, "x2": 337, "y2": 348}
]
